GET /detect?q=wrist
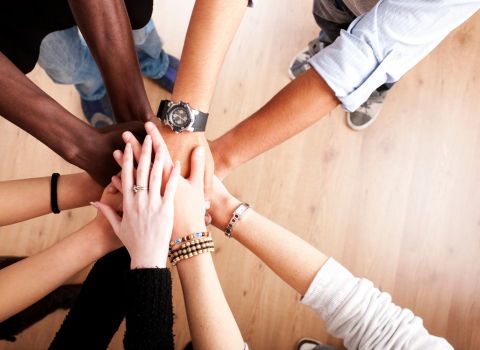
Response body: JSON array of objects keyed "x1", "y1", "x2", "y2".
[
  {"x1": 210, "y1": 139, "x2": 237, "y2": 180},
  {"x1": 210, "y1": 196, "x2": 241, "y2": 231},
  {"x1": 130, "y1": 256, "x2": 167, "y2": 269},
  {"x1": 83, "y1": 220, "x2": 120, "y2": 258}
]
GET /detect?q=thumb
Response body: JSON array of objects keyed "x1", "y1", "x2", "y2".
[
  {"x1": 189, "y1": 146, "x2": 205, "y2": 186},
  {"x1": 92, "y1": 202, "x2": 122, "y2": 234}
]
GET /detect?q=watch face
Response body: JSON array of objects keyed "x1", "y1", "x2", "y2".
[{"x1": 170, "y1": 107, "x2": 191, "y2": 127}]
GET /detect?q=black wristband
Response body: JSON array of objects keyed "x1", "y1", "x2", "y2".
[{"x1": 51, "y1": 173, "x2": 60, "y2": 214}]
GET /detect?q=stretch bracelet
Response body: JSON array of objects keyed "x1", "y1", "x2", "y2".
[
  {"x1": 170, "y1": 243, "x2": 215, "y2": 266},
  {"x1": 51, "y1": 173, "x2": 61, "y2": 214},
  {"x1": 168, "y1": 238, "x2": 213, "y2": 259},
  {"x1": 170, "y1": 232, "x2": 211, "y2": 248}
]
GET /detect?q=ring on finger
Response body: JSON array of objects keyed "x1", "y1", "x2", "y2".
[{"x1": 133, "y1": 185, "x2": 148, "y2": 193}]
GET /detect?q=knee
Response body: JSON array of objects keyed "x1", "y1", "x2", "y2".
[{"x1": 124, "y1": 0, "x2": 153, "y2": 30}]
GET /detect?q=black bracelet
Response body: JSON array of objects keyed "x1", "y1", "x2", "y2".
[{"x1": 51, "y1": 173, "x2": 60, "y2": 214}]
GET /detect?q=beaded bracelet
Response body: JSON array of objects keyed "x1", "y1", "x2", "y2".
[
  {"x1": 170, "y1": 244, "x2": 215, "y2": 266},
  {"x1": 170, "y1": 232, "x2": 211, "y2": 248},
  {"x1": 169, "y1": 238, "x2": 213, "y2": 259}
]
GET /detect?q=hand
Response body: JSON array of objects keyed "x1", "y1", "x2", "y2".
[
  {"x1": 95, "y1": 136, "x2": 181, "y2": 269},
  {"x1": 155, "y1": 120, "x2": 214, "y2": 206},
  {"x1": 114, "y1": 123, "x2": 208, "y2": 241},
  {"x1": 76, "y1": 121, "x2": 147, "y2": 187},
  {"x1": 90, "y1": 179, "x2": 124, "y2": 253}
]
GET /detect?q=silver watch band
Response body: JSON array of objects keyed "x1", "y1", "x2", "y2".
[{"x1": 225, "y1": 203, "x2": 251, "y2": 238}]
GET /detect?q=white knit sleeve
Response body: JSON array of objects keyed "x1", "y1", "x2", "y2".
[{"x1": 301, "y1": 258, "x2": 453, "y2": 350}]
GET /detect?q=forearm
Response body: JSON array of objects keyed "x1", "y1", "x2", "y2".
[
  {"x1": 211, "y1": 196, "x2": 329, "y2": 296},
  {"x1": 68, "y1": 0, "x2": 155, "y2": 123},
  {"x1": 0, "y1": 220, "x2": 115, "y2": 322},
  {"x1": 171, "y1": 0, "x2": 248, "y2": 112},
  {"x1": 0, "y1": 53, "x2": 95, "y2": 163},
  {"x1": 0, "y1": 173, "x2": 103, "y2": 227},
  {"x1": 177, "y1": 253, "x2": 244, "y2": 350},
  {"x1": 210, "y1": 69, "x2": 339, "y2": 178}
]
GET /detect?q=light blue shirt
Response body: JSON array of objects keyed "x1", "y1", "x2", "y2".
[{"x1": 308, "y1": 0, "x2": 480, "y2": 112}]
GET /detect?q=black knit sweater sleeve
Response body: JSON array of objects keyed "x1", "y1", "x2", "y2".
[
  {"x1": 123, "y1": 268, "x2": 174, "y2": 350},
  {"x1": 49, "y1": 248, "x2": 131, "y2": 350}
]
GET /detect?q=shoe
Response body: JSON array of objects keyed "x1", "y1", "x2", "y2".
[
  {"x1": 155, "y1": 54, "x2": 180, "y2": 93},
  {"x1": 0, "y1": 284, "x2": 82, "y2": 342},
  {"x1": 296, "y1": 338, "x2": 339, "y2": 350},
  {"x1": 347, "y1": 90, "x2": 388, "y2": 131},
  {"x1": 288, "y1": 31, "x2": 331, "y2": 80},
  {"x1": 81, "y1": 94, "x2": 115, "y2": 129}
]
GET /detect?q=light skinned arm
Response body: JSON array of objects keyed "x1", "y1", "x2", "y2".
[
  {"x1": 154, "y1": 0, "x2": 250, "y2": 203},
  {"x1": 210, "y1": 69, "x2": 340, "y2": 180},
  {"x1": 0, "y1": 173, "x2": 104, "y2": 227},
  {"x1": 105, "y1": 129, "x2": 245, "y2": 350},
  {"x1": 208, "y1": 176, "x2": 328, "y2": 295},
  {"x1": 0, "y1": 188, "x2": 122, "y2": 323}
]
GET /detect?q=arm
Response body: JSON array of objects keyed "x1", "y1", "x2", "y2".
[
  {"x1": 0, "y1": 52, "x2": 146, "y2": 187},
  {"x1": 210, "y1": 69, "x2": 339, "y2": 180},
  {"x1": 154, "y1": 0, "x2": 251, "y2": 201},
  {"x1": 68, "y1": 0, "x2": 156, "y2": 123},
  {"x1": 0, "y1": 173, "x2": 103, "y2": 227},
  {"x1": 211, "y1": 0, "x2": 480, "y2": 179},
  {"x1": 0, "y1": 202, "x2": 121, "y2": 322},
  {"x1": 208, "y1": 177, "x2": 453, "y2": 349}
]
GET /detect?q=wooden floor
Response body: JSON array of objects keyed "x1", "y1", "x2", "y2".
[{"x1": 1, "y1": 0, "x2": 480, "y2": 349}]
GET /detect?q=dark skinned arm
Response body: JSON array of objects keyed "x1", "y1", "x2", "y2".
[
  {"x1": 210, "y1": 69, "x2": 340, "y2": 179},
  {"x1": 68, "y1": 0, "x2": 156, "y2": 124},
  {"x1": 0, "y1": 52, "x2": 145, "y2": 187}
]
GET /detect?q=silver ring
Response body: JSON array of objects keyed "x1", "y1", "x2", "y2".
[{"x1": 133, "y1": 185, "x2": 148, "y2": 193}]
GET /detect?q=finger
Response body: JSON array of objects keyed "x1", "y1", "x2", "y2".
[
  {"x1": 189, "y1": 146, "x2": 205, "y2": 186},
  {"x1": 204, "y1": 152, "x2": 214, "y2": 206},
  {"x1": 122, "y1": 143, "x2": 135, "y2": 204},
  {"x1": 112, "y1": 175, "x2": 123, "y2": 194},
  {"x1": 136, "y1": 135, "x2": 152, "y2": 189},
  {"x1": 113, "y1": 150, "x2": 124, "y2": 168},
  {"x1": 145, "y1": 122, "x2": 174, "y2": 170},
  {"x1": 149, "y1": 144, "x2": 164, "y2": 201},
  {"x1": 204, "y1": 211, "x2": 212, "y2": 226},
  {"x1": 163, "y1": 161, "x2": 181, "y2": 205},
  {"x1": 92, "y1": 202, "x2": 122, "y2": 234},
  {"x1": 123, "y1": 132, "x2": 142, "y2": 164}
]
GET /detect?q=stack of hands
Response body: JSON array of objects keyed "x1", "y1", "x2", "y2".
[{"x1": 91, "y1": 121, "x2": 237, "y2": 270}]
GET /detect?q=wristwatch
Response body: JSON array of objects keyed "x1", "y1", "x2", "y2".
[
  {"x1": 157, "y1": 100, "x2": 209, "y2": 133},
  {"x1": 225, "y1": 203, "x2": 251, "y2": 238}
]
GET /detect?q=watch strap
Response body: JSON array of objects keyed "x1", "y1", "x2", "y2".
[
  {"x1": 192, "y1": 110, "x2": 209, "y2": 132},
  {"x1": 157, "y1": 99, "x2": 170, "y2": 122}
]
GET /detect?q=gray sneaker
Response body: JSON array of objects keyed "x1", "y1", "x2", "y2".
[
  {"x1": 347, "y1": 90, "x2": 388, "y2": 131},
  {"x1": 288, "y1": 31, "x2": 331, "y2": 80},
  {"x1": 296, "y1": 338, "x2": 339, "y2": 350}
]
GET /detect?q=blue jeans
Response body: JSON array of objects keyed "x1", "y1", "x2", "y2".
[{"x1": 37, "y1": 19, "x2": 169, "y2": 101}]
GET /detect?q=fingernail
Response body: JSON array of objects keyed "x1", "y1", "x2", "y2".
[
  {"x1": 126, "y1": 143, "x2": 132, "y2": 149},
  {"x1": 108, "y1": 186, "x2": 115, "y2": 193},
  {"x1": 123, "y1": 132, "x2": 131, "y2": 141},
  {"x1": 174, "y1": 161, "x2": 180, "y2": 170},
  {"x1": 90, "y1": 202, "x2": 99, "y2": 209},
  {"x1": 145, "y1": 135, "x2": 151, "y2": 141},
  {"x1": 146, "y1": 122, "x2": 154, "y2": 130},
  {"x1": 205, "y1": 200, "x2": 211, "y2": 209},
  {"x1": 197, "y1": 146, "x2": 205, "y2": 156},
  {"x1": 113, "y1": 151, "x2": 121, "y2": 159}
]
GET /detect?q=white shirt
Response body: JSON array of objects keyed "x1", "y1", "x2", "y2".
[
  {"x1": 308, "y1": 0, "x2": 480, "y2": 112},
  {"x1": 301, "y1": 258, "x2": 453, "y2": 349}
]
